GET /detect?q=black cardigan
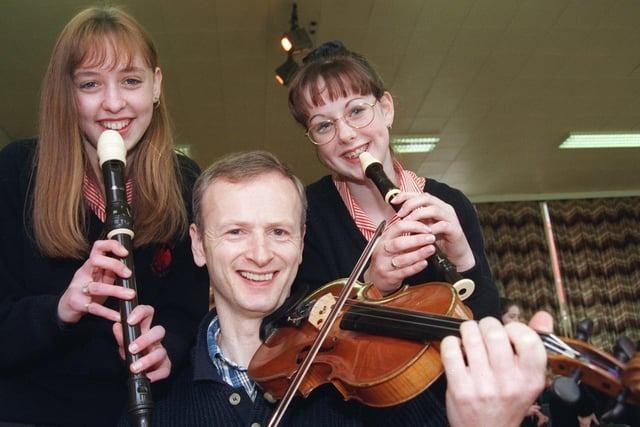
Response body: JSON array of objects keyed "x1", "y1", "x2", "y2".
[
  {"x1": 131, "y1": 309, "x2": 447, "y2": 426},
  {"x1": 296, "y1": 175, "x2": 500, "y2": 320},
  {"x1": 0, "y1": 139, "x2": 209, "y2": 426}
]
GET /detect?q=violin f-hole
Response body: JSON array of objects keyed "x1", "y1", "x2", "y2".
[{"x1": 295, "y1": 336, "x2": 338, "y2": 364}]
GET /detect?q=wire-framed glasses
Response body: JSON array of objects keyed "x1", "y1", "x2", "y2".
[{"x1": 305, "y1": 100, "x2": 378, "y2": 145}]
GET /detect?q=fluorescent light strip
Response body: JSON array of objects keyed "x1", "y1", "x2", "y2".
[
  {"x1": 559, "y1": 133, "x2": 640, "y2": 149},
  {"x1": 391, "y1": 135, "x2": 440, "y2": 153}
]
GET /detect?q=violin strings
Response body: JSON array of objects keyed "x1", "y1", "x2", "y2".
[
  {"x1": 542, "y1": 333, "x2": 580, "y2": 357},
  {"x1": 343, "y1": 299, "x2": 466, "y2": 328},
  {"x1": 320, "y1": 298, "x2": 611, "y2": 368},
  {"x1": 343, "y1": 312, "x2": 462, "y2": 334},
  {"x1": 341, "y1": 313, "x2": 461, "y2": 337},
  {"x1": 538, "y1": 333, "x2": 621, "y2": 374},
  {"x1": 538, "y1": 332, "x2": 588, "y2": 360},
  {"x1": 340, "y1": 300, "x2": 463, "y2": 335}
]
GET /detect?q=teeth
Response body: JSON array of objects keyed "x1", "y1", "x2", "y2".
[
  {"x1": 101, "y1": 120, "x2": 130, "y2": 130},
  {"x1": 344, "y1": 145, "x2": 368, "y2": 159},
  {"x1": 240, "y1": 271, "x2": 274, "y2": 282}
]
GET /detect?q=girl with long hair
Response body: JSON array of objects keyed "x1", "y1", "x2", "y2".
[{"x1": 0, "y1": 6, "x2": 208, "y2": 425}]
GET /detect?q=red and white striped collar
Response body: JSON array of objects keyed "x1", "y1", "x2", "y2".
[
  {"x1": 334, "y1": 160, "x2": 425, "y2": 241},
  {"x1": 83, "y1": 173, "x2": 134, "y2": 223}
]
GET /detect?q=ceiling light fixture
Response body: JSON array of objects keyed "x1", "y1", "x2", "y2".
[
  {"x1": 275, "y1": 3, "x2": 313, "y2": 86},
  {"x1": 275, "y1": 53, "x2": 299, "y2": 86},
  {"x1": 559, "y1": 133, "x2": 640, "y2": 149},
  {"x1": 391, "y1": 135, "x2": 440, "y2": 153},
  {"x1": 280, "y1": 3, "x2": 312, "y2": 54}
]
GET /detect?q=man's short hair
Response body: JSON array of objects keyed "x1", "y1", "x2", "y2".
[{"x1": 192, "y1": 150, "x2": 307, "y2": 232}]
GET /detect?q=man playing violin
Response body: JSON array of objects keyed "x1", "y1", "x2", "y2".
[{"x1": 137, "y1": 150, "x2": 551, "y2": 427}]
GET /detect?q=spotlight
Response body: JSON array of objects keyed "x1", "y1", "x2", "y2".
[
  {"x1": 280, "y1": 27, "x2": 312, "y2": 53},
  {"x1": 279, "y1": 3, "x2": 312, "y2": 54},
  {"x1": 275, "y1": 54, "x2": 299, "y2": 86}
]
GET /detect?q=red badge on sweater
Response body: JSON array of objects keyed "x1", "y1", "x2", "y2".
[{"x1": 151, "y1": 243, "x2": 172, "y2": 277}]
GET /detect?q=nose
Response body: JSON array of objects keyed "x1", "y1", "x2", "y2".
[
  {"x1": 246, "y1": 233, "x2": 274, "y2": 266},
  {"x1": 102, "y1": 84, "x2": 126, "y2": 112},
  {"x1": 334, "y1": 118, "x2": 356, "y2": 144}
]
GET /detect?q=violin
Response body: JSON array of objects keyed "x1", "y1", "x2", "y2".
[
  {"x1": 250, "y1": 279, "x2": 639, "y2": 407},
  {"x1": 249, "y1": 219, "x2": 638, "y2": 426},
  {"x1": 545, "y1": 333, "x2": 640, "y2": 406},
  {"x1": 249, "y1": 279, "x2": 472, "y2": 407}
]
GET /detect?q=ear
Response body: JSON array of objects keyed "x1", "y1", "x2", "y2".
[
  {"x1": 298, "y1": 225, "x2": 306, "y2": 266},
  {"x1": 189, "y1": 223, "x2": 207, "y2": 267},
  {"x1": 152, "y1": 67, "x2": 163, "y2": 101},
  {"x1": 379, "y1": 91, "x2": 394, "y2": 128}
]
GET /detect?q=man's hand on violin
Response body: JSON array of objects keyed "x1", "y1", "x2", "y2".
[
  {"x1": 441, "y1": 313, "x2": 551, "y2": 427},
  {"x1": 112, "y1": 304, "x2": 171, "y2": 382},
  {"x1": 57, "y1": 239, "x2": 135, "y2": 324},
  {"x1": 392, "y1": 191, "x2": 475, "y2": 272}
]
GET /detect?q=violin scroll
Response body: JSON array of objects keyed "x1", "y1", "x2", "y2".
[
  {"x1": 543, "y1": 318, "x2": 639, "y2": 423},
  {"x1": 623, "y1": 351, "x2": 640, "y2": 396}
]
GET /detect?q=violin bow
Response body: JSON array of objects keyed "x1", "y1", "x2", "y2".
[{"x1": 266, "y1": 220, "x2": 386, "y2": 427}]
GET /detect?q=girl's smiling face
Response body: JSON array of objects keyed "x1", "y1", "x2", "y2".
[{"x1": 73, "y1": 48, "x2": 161, "y2": 154}]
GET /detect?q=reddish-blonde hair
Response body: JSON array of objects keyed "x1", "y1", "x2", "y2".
[
  {"x1": 33, "y1": 6, "x2": 187, "y2": 259},
  {"x1": 288, "y1": 41, "x2": 386, "y2": 128}
]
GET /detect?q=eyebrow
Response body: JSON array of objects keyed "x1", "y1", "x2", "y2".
[
  {"x1": 215, "y1": 219, "x2": 297, "y2": 231},
  {"x1": 308, "y1": 97, "x2": 368, "y2": 122},
  {"x1": 73, "y1": 66, "x2": 147, "y2": 79}
]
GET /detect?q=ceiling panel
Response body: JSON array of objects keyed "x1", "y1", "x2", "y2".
[{"x1": 0, "y1": 0, "x2": 638, "y2": 201}]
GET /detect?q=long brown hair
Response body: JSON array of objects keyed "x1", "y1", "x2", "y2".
[{"x1": 33, "y1": 6, "x2": 187, "y2": 259}]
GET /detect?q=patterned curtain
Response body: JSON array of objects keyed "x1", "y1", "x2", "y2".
[
  {"x1": 476, "y1": 202, "x2": 557, "y2": 321},
  {"x1": 547, "y1": 197, "x2": 640, "y2": 349},
  {"x1": 475, "y1": 197, "x2": 640, "y2": 351}
]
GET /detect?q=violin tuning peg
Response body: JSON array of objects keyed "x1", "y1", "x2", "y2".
[
  {"x1": 551, "y1": 375, "x2": 581, "y2": 404},
  {"x1": 613, "y1": 336, "x2": 636, "y2": 363},
  {"x1": 576, "y1": 319, "x2": 594, "y2": 341}
]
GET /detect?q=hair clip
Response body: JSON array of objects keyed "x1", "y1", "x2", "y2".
[{"x1": 302, "y1": 40, "x2": 346, "y2": 64}]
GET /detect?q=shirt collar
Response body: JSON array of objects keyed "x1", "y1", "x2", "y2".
[
  {"x1": 83, "y1": 172, "x2": 134, "y2": 222},
  {"x1": 206, "y1": 316, "x2": 248, "y2": 373},
  {"x1": 333, "y1": 158, "x2": 426, "y2": 240}
]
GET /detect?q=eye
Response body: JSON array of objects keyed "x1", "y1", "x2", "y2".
[
  {"x1": 225, "y1": 228, "x2": 244, "y2": 237},
  {"x1": 348, "y1": 105, "x2": 366, "y2": 117},
  {"x1": 312, "y1": 120, "x2": 334, "y2": 135},
  {"x1": 271, "y1": 228, "x2": 291, "y2": 240},
  {"x1": 78, "y1": 81, "x2": 98, "y2": 90},
  {"x1": 124, "y1": 78, "x2": 142, "y2": 87}
]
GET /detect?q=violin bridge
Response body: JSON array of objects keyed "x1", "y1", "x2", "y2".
[{"x1": 308, "y1": 293, "x2": 337, "y2": 330}]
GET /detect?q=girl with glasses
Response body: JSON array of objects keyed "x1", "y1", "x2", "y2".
[
  {"x1": 286, "y1": 41, "x2": 546, "y2": 427},
  {"x1": 288, "y1": 41, "x2": 499, "y2": 321},
  {"x1": 0, "y1": 6, "x2": 208, "y2": 426}
]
